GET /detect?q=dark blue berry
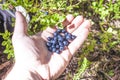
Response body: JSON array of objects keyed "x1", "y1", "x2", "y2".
[
  {"x1": 67, "y1": 33, "x2": 72, "y2": 37},
  {"x1": 56, "y1": 44, "x2": 60, "y2": 49},
  {"x1": 51, "y1": 39, "x2": 57, "y2": 44},
  {"x1": 71, "y1": 35, "x2": 76, "y2": 40},
  {"x1": 66, "y1": 35, "x2": 71, "y2": 40},
  {"x1": 59, "y1": 47, "x2": 64, "y2": 51},
  {"x1": 51, "y1": 44, "x2": 56, "y2": 48},
  {"x1": 55, "y1": 50, "x2": 60, "y2": 54},
  {"x1": 46, "y1": 28, "x2": 76, "y2": 53},
  {"x1": 57, "y1": 34, "x2": 62, "y2": 38},
  {"x1": 61, "y1": 29, "x2": 66, "y2": 33},
  {"x1": 58, "y1": 36, "x2": 64, "y2": 41},
  {"x1": 48, "y1": 47, "x2": 52, "y2": 52},
  {"x1": 53, "y1": 36, "x2": 57, "y2": 40},
  {"x1": 59, "y1": 42, "x2": 64, "y2": 47},
  {"x1": 53, "y1": 32, "x2": 58, "y2": 36},
  {"x1": 45, "y1": 12, "x2": 49, "y2": 15},
  {"x1": 56, "y1": 29, "x2": 62, "y2": 33},
  {"x1": 47, "y1": 37, "x2": 52, "y2": 41},
  {"x1": 52, "y1": 48, "x2": 56, "y2": 52},
  {"x1": 65, "y1": 32, "x2": 69, "y2": 36},
  {"x1": 46, "y1": 42, "x2": 52, "y2": 47},
  {"x1": 63, "y1": 40, "x2": 69, "y2": 46}
]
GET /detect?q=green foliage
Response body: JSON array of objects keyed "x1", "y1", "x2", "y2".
[
  {"x1": 73, "y1": 57, "x2": 90, "y2": 80},
  {"x1": 91, "y1": 0, "x2": 120, "y2": 20},
  {"x1": 0, "y1": 31, "x2": 14, "y2": 59},
  {"x1": 108, "y1": 70, "x2": 114, "y2": 77}
]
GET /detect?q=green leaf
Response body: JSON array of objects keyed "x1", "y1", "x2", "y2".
[
  {"x1": 107, "y1": 27, "x2": 113, "y2": 33},
  {"x1": 73, "y1": 58, "x2": 90, "y2": 80}
]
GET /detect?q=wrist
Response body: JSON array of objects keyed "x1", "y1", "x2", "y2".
[
  {"x1": 4, "y1": 63, "x2": 44, "y2": 80},
  {"x1": 4, "y1": 63, "x2": 31, "y2": 80}
]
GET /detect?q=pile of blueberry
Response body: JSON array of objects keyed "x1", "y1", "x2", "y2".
[{"x1": 46, "y1": 29, "x2": 76, "y2": 54}]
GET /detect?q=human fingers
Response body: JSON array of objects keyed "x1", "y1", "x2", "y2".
[
  {"x1": 59, "y1": 16, "x2": 84, "y2": 60},
  {"x1": 68, "y1": 20, "x2": 91, "y2": 55},
  {"x1": 62, "y1": 14, "x2": 74, "y2": 27},
  {"x1": 41, "y1": 27, "x2": 56, "y2": 41},
  {"x1": 66, "y1": 15, "x2": 84, "y2": 33}
]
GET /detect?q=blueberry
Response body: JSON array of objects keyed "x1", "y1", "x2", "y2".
[
  {"x1": 51, "y1": 39, "x2": 57, "y2": 44},
  {"x1": 59, "y1": 42, "x2": 64, "y2": 47},
  {"x1": 52, "y1": 48, "x2": 56, "y2": 52},
  {"x1": 66, "y1": 33, "x2": 73, "y2": 40},
  {"x1": 46, "y1": 42, "x2": 52, "y2": 47},
  {"x1": 67, "y1": 33, "x2": 72, "y2": 37},
  {"x1": 71, "y1": 35, "x2": 76, "y2": 40},
  {"x1": 65, "y1": 32, "x2": 69, "y2": 36},
  {"x1": 47, "y1": 37, "x2": 52, "y2": 41},
  {"x1": 53, "y1": 36, "x2": 57, "y2": 40},
  {"x1": 66, "y1": 35, "x2": 71, "y2": 40},
  {"x1": 63, "y1": 40, "x2": 69, "y2": 46},
  {"x1": 56, "y1": 44, "x2": 60, "y2": 49},
  {"x1": 57, "y1": 34, "x2": 62, "y2": 38},
  {"x1": 45, "y1": 11, "x2": 49, "y2": 15},
  {"x1": 51, "y1": 43, "x2": 56, "y2": 48},
  {"x1": 58, "y1": 36, "x2": 64, "y2": 41},
  {"x1": 56, "y1": 29, "x2": 62, "y2": 33},
  {"x1": 53, "y1": 32, "x2": 58, "y2": 36},
  {"x1": 57, "y1": 35, "x2": 64, "y2": 41},
  {"x1": 59, "y1": 47, "x2": 64, "y2": 51},
  {"x1": 46, "y1": 29, "x2": 75, "y2": 54},
  {"x1": 55, "y1": 50, "x2": 60, "y2": 54},
  {"x1": 48, "y1": 47, "x2": 52, "y2": 52},
  {"x1": 61, "y1": 29, "x2": 66, "y2": 33}
]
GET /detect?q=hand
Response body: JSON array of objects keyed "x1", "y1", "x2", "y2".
[{"x1": 10, "y1": 11, "x2": 91, "y2": 80}]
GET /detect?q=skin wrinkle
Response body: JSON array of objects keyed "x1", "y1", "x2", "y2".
[
  {"x1": 31, "y1": 36, "x2": 50, "y2": 64},
  {"x1": 30, "y1": 71, "x2": 44, "y2": 80},
  {"x1": 49, "y1": 53, "x2": 67, "y2": 80}
]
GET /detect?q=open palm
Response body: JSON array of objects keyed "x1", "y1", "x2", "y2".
[{"x1": 12, "y1": 12, "x2": 91, "y2": 80}]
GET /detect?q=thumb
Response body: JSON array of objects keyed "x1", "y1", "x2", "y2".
[{"x1": 13, "y1": 11, "x2": 28, "y2": 37}]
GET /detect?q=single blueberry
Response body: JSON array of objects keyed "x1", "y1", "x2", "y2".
[
  {"x1": 67, "y1": 33, "x2": 72, "y2": 37},
  {"x1": 51, "y1": 43, "x2": 56, "y2": 48},
  {"x1": 59, "y1": 46, "x2": 64, "y2": 51},
  {"x1": 55, "y1": 50, "x2": 60, "y2": 54},
  {"x1": 46, "y1": 42, "x2": 52, "y2": 47},
  {"x1": 63, "y1": 40, "x2": 69, "y2": 46},
  {"x1": 71, "y1": 35, "x2": 76, "y2": 40},
  {"x1": 61, "y1": 29, "x2": 66, "y2": 33},
  {"x1": 53, "y1": 36, "x2": 57, "y2": 40},
  {"x1": 52, "y1": 48, "x2": 56, "y2": 52},
  {"x1": 58, "y1": 42, "x2": 64, "y2": 47},
  {"x1": 66, "y1": 35, "x2": 72, "y2": 40},
  {"x1": 66, "y1": 33, "x2": 73, "y2": 40},
  {"x1": 48, "y1": 47, "x2": 52, "y2": 52},
  {"x1": 47, "y1": 37, "x2": 52, "y2": 41},
  {"x1": 56, "y1": 29, "x2": 62, "y2": 33},
  {"x1": 53, "y1": 32, "x2": 58, "y2": 36},
  {"x1": 56, "y1": 44, "x2": 60, "y2": 49},
  {"x1": 65, "y1": 32, "x2": 68, "y2": 36},
  {"x1": 57, "y1": 34, "x2": 62, "y2": 39},
  {"x1": 51, "y1": 39, "x2": 57, "y2": 44},
  {"x1": 58, "y1": 36, "x2": 64, "y2": 41},
  {"x1": 45, "y1": 11, "x2": 49, "y2": 15}
]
